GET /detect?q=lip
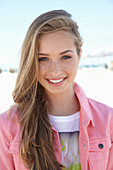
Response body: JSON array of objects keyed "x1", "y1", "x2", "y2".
[{"x1": 46, "y1": 77, "x2": 67, "y2": 87}]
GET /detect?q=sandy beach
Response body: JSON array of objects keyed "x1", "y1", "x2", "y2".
[
  {"x1": 76, "y1": 67, "x2": 113, "y2": 108},
  {"x1": 0, "y1": 67, "x2": 113, "y2": 113}
]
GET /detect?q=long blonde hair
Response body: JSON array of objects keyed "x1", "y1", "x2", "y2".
[{"x1": 13, "y1": 10, "x2": 83, "y2": 170}]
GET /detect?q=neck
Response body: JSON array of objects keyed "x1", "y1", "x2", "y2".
[{"x1": 46, "y1": 87, "x2": 80, "y2": 116}]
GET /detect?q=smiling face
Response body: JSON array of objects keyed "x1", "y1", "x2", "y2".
[{"x1": 38, "y1": 31, "x2": 81, "y2": 96}]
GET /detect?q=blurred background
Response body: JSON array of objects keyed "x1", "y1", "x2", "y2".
[{"x1": 0, "y1": 0, "x2": 113, "y2": 113}]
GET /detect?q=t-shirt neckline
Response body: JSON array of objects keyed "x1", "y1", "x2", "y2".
[{"x1": 49, "y1": 111, "x2": 80, "y2": 132}]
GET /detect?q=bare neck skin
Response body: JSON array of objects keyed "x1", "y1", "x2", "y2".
[{"x1": 46, "y1": 85, "x2": 80, "y2": 116}]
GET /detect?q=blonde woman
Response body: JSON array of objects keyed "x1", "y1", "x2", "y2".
[{"x1": 0, "y1": 10, "x2": 113, "y2": 170}]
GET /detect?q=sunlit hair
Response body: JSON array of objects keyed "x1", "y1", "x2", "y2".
[{"x1": 13, "y1": 9, "x2": 83, "y2": 170}]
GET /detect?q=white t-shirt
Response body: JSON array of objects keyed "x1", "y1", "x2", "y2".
[{"x1": 49, "y1": 112, "x2": 81, "y2": 169}]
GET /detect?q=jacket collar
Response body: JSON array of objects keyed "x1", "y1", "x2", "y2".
[
  {"x1": 74, "y1": 82, "x2": 94, "y2": 128},
  {"x1": 51, "y1": 82, "x2": 95, "y2": 133}
]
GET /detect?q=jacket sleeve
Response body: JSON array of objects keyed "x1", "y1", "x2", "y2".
[
  {"x1": 107, "y1": 109, "x2": 113, "y2": 170},
  {"x1": 0, "y1": 116, "x2": 15, "y2": 170}
]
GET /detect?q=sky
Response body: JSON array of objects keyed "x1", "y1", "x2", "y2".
[{"x1": 0, "y1": 0, "x2": 113, "y2": 69}]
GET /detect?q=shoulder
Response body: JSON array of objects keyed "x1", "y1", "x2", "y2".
[
  {"x1": 86, "y1": 98, "x2": 113, "y2": 127},
  {"x1": 88, "y1": 98, "x2": 113, "y2": 114},
  {"x1": 0, "y1": 108, "x2": 24, "y2": 168},
  {"x1": 88, "y1": 98, "x2": 113, "y2": 140},
  {"x1": 0, "y1": 106, "x2": 21, "y2": 142}
]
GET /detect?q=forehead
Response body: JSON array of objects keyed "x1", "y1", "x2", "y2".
[{"x1": 38, "y1": 31, "x2": 75, "y2": 53}]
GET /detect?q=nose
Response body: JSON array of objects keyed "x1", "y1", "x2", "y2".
[{"x1": 49, "y1": 61, "x2": 62, "y2": 76}]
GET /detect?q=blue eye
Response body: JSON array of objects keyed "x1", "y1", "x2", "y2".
[
  {"x1": 61, "y1": 56, "x2": 71, "y2": 60},
  {"x1": 39, "y1": 57, "x2": 48, "y2": 61}
]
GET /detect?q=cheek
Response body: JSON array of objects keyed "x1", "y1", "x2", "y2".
[
  {"x1": 68, "y1": 62, "x2": 78, "y2": 79},
  {"x1": 67, "y1": 61, "x2": 78, "y2": 73},
  {"x1": 38, "y1": 64, "x2": 48, "y2": 76}
]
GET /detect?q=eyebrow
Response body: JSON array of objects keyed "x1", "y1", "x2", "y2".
[
  {"x1": 38, "y1": 50, "x2": 73, "y2": 56},
  {"x1": 60, "y1": 50, "x2": 73, "y2": 55}
]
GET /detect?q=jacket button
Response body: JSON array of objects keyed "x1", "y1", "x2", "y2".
[{"x1": 98, "y1": 143, "x2": 104, "y2": 149}]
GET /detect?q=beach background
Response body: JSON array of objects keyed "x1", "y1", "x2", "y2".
[{"x1": 0, "y1": 0, "x2": 113, "y2": 113}]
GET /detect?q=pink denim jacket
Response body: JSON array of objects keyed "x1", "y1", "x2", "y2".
[{"x1": 0, "y1": 83, "x2": 113, "y2": 170}]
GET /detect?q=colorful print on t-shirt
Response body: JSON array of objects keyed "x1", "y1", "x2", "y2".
[{"x1": 59, "y1": 131, "x2": 81, "y2": 170}]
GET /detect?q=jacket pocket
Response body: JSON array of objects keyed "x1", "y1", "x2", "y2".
[
  {"x1": 89, "y1": 137, "x2": 111, "y2": 151},
  {"x1": 88, "y1": 137, "x2": 111, "y2": 170},
  {"x1": 9, "y1": 142, "x2": 28, "y2": 170}
]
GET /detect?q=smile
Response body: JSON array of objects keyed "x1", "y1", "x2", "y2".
[
  {"x1": 46, "y1": 77, "x2": 66, "y2": 86},
  {"x1": 49, "y1": 78, "x2": 64, "y2": 83}
]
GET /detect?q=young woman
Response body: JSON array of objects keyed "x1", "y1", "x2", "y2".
[{"x1": 0, "y1": 10, "x2": 113, "y2": 170}]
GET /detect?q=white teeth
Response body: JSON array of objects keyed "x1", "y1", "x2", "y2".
[{"x1": 49, "y1": 78, "x2": 64, "y2": 83}]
